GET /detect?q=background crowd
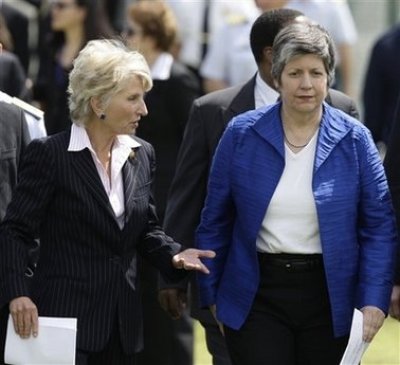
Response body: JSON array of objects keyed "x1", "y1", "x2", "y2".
[{"x1": 1, "y1": 0, "x2": 400, "y2": 364}]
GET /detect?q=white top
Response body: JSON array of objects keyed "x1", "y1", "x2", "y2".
[
  {"x1": 68, "y1": 124, "x2": 140, "y2": 229},
  {"x1": 200, "y1": 13, "x2": 258, "y2": 86},
  {"x1": 0, "y1": 91, "x2": 47, "y2": 140},
  {"x1": 166, "y1": 0, "x2": 258, "y2": 69},
  {"x1": 256, "y1": 129, "x2": 322, "y2": 254},
  {"x1": 254, "y1": 72, "x2": 280, "y2": 109}
]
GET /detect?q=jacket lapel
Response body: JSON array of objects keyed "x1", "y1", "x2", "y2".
[
  {"x1": 122, "y1": 153, "x2": 141, "y2": 223},
  {"x1": 314, "y1": 103, "x2": 352, "y2": 173},
  {"x1": 223, "y1": 76, "x2": 256, "y2": 126},
  {"x1": 251, "y1": 103, "x2": 285, "y2": 160},
  {"x1": 72, "y1": 148, "x2": 116, "y2": 220}
]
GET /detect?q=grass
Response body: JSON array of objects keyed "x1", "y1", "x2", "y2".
[{"x1": 194, "y1": 316, "x2": 400, "y2": 365}]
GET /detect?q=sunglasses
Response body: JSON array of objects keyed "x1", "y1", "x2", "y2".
[{"x1": 50, "y1": 1, "x2": 77, "y2": 10}]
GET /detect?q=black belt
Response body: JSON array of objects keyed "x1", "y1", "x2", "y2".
[{"x1": 257, "y1": 252, "x2": 323, "y2": 272}]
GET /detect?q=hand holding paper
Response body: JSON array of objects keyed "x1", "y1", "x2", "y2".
[
  {"x1": 9, "y1": 296, "x2": 38, "y2": 339},
  {"x1": 360, "y1": 306, "x2": 385, "y2": 342},
  {"x1": 5, "y1": 315, "x2": 77, "y2": 365}
]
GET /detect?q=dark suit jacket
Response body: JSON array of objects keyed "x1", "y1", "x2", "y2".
[
  {"x1": 384, "y1": 94, "x2": 400, "y2": 283},
  {"x1": 0, "y1": 102, "x2": 30, "y2": 221},
  {"x1": 163, "y1": 75, "x2": 359, "y2": 322},
  {"x1": 363, "y1": 25, "x2": 400, "y2": 144},
  {"x1": 0, "y1": 130, "x2": 184, "y2": 354},
  {"x1": 136, "y1": 61, "x2": 200, "y2": 221}
]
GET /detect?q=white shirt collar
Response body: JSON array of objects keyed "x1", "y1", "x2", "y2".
[
  {"x1": 67, "y1": 123, "x2": 141, "y2": 153},
  {"x1": 151, "y1": 52, "x2": 174, "y2": 80},
  {"x1": 254, "y1": 72, "x2": 280, "y2": 109}
]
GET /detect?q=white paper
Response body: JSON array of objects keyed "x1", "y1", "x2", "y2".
[
  {"x1": 339, "y1": 308, "x2": 369, "y2": 365},
  {"x1": 4, "y1": 315, "x2": 77, "y2": 365}
]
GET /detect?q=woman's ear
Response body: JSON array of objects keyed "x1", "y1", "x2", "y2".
[{"x1": 90, "y1": 96, "x2": 104, "y2": 118}]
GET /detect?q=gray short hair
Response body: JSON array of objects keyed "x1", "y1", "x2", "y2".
[
  {"x1": 68, "y1": 39, "x2": 153, "y2": 126},
  {"x1": 271, "y1": 22, "x2": 336, "y2": 86}
]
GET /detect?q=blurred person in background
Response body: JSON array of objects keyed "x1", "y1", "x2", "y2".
[
  {"x1": 33, "y1": 0, "x2": 114, "y2": 135},
  {"x1": 201, "y1": 0, "x2": 357, "y2": 96},
  {"x1": 0, "y1": 13, "x2": 30, "y2": 101},
  {"x1": 363, "y1": 23, "x2": 400, "y2": 148},
  {"x1": 165, "y1": 0, "x2": 258, "y2": 89},
  {"x1": 125, "y1": 1, "x2": 200, "y2": 365},
  {"x1": 0, "y1": 2, "x2": 30, "y2": 73},
  {"x1": 383, "y1": 94, "x2": 400, "y2": 321}
]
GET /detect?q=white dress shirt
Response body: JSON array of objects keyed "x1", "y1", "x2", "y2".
[
  {"x1": 68, "y1": 123, "x2": 141, "y2": 229},
  {"x1": 254, "y1": 72, "x2": 280, "y2": 109}
]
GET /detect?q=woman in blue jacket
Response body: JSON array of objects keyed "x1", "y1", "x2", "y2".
[{"x1": 196, "y1": 21, "x2": 397, "y2": 365}]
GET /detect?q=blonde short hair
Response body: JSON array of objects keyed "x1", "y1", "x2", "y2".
[{"x1": 68, "y1": 39, "x2": 152, "y2": 125}]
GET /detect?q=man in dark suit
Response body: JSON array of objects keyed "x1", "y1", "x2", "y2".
[
  {"x1": 383, "y1": 93, "x2": 400, "y2": 321},
  {"x1": 162, "y1": 9, "x2": 360, "y2": 365},
  {"x1": 363, "y1": 23, "x2": 400, "y2": 145},
  {"x1": 0, "y1": 101, "x2": 30, "y2": 365}
]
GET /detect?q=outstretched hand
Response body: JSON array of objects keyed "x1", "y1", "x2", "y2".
[{"x1": 172, "y1": 248, "x2": 215, "y2": 274}]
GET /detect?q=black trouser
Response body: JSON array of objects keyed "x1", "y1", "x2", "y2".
[
  {"x1": 200, "y1": 320, "x2": 232, "y2": 365},
  {"x1": 224, "y1": 253, "x2": 348, "y2": 365}
]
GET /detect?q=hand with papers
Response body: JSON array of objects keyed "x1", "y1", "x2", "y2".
[
  {"x1": 360, "y1": 306, "x2": 385, "y2": 342},
  {"x1": 9, "y1": 296, "x2": 38, "y2": 339}
]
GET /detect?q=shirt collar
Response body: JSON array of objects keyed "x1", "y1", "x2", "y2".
[
  {"x1": 67, "y1": 123, "x2": 141, "y2": 153},
  {"x1": 151, "y1": 52, "x2": 173, "y2": 80},
  {"x1": 254, "y1": 72, "x2": 279, "y2": 109}
]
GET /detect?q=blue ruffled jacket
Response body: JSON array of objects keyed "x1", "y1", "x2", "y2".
[{"x1": 196, "y1": 102, "x2": 397, "y2": 337}]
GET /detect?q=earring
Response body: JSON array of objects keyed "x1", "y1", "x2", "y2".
[{"x1": 100, "y1": 113, "x2": 106, "y2": 120}]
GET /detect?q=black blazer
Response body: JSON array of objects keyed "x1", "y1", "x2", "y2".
[
  {"x1": 163, "y1": 75, "x2": 360, "y2": 322},
  {"x1": 0, "y1": 130, "x2": 184, "y2": 354},
  {"x1": 0, "y1": 102, "x2": 30, "y2": 221},
  {"x1": 136, "y1": 61, "x2": 200, "y2": 221},
  {"x1": 384, "y1": 95, "x2": 400, "y2": 283}
]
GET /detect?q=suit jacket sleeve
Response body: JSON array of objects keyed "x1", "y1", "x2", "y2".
[
  {"x1": 0, "y1": 139, "x2": 55, "y2": 307},
  {"x1": 384, "y1": 97, "x2": 400, "y2": 284}
]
